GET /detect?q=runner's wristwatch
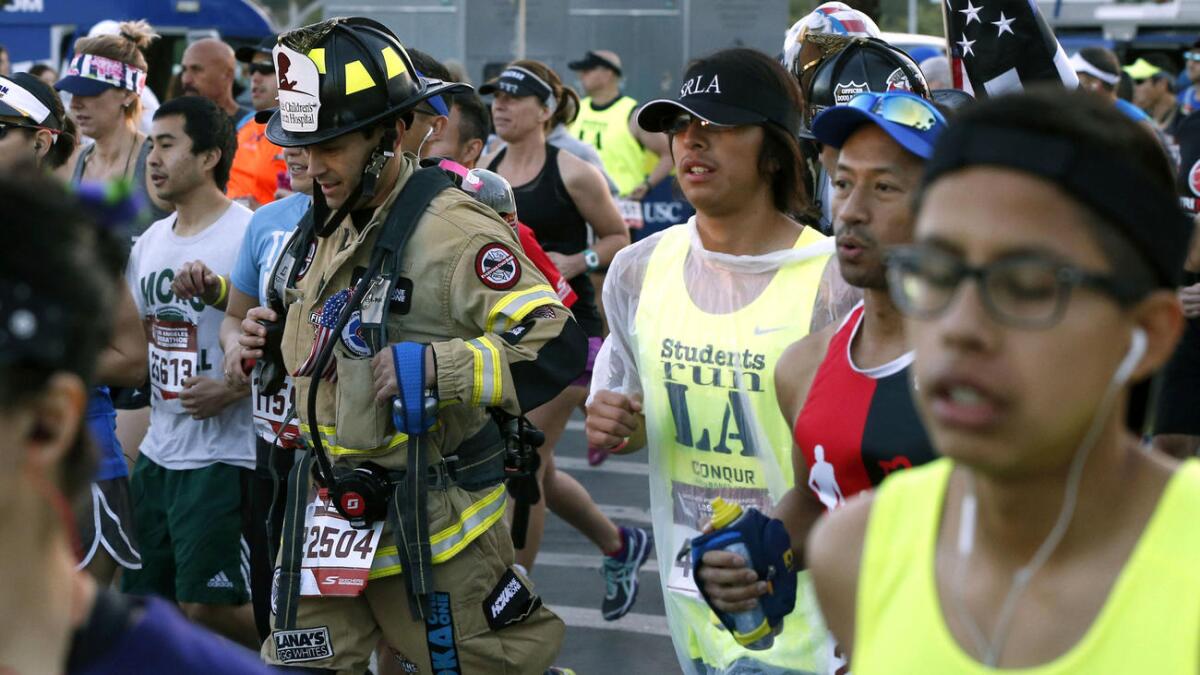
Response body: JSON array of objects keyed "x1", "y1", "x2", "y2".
[{"x1": 583, "y1": 248, "x2": 600, "y2": 272}]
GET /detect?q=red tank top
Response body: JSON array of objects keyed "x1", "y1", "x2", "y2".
[{"x1": 792, "y1": 303, "x2": 936, "y2": 510}]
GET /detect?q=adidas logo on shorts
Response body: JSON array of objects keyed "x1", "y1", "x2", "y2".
[{"x1": 207, "y1": 571, "x2": 236, "y2": 589}]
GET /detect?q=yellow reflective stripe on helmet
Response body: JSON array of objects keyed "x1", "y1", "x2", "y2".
[
  {"x1": 382, "y1": 46, "x2": 408, "y2": 79},
  {"x1": 465, "y1": 338, "x2": 502, "y2": 407},
  {"x1": 485, "y1": 284, "x2": 559, "y2": 333},
  {"x1": 308, "y1": 48, "x2": 326, "y2": 74},
  {"x1": 344, "y1": 60, "x2": 376, "y2": 95},
  {"x1": 368, "y1": 485, "x2": 508, "y2": 579},
  {"x1": 298, "y1": 423, "x2": 408, "y2": 457}
]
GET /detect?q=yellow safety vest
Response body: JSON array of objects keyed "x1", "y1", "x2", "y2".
[
  {"x1": 855, "y1": 458, "x2": 1200, "y2": 674},
  {"x1": 572, "y1": 95, "x2": 647, "y2": 196},
  {"x1": 634, "y1": 224, "x2": 831, "y2": 672}
]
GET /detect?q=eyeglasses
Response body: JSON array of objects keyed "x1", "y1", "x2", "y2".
[
  {"x1": 247, "y1": 63, "x2": 275, "y2": 76},
  {"x1": 665, "y1": 112, "x2": 734, "y2": 135},
  {"x1": 884, "y1": 245, "x2": 1144, "y2": 329},
  {"x1": 0, "y1": 122, "x2": 37, "y2": 140},
  {"x1": 845, "y1": 92, "x2": 946, "y2": 132},
  {"x1": 1185, "y1": 52, "x2": 1200, "y2": 63}
]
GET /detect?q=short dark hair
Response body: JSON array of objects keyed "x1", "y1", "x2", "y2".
[
  {"x1": 921, "y1": 87, "x2": 1172, "y2": 293},
  {"x1": 681, "y1": 48, "x2": 812, "y2": 217},
  {"x1": 451, "y1": 91, "x2": 490, "y2": 144},
  {"x1": 1142, "y1": 52, "x2": 1179, "y2": 91},
  {"x1": 0, "y1": 175, "x2": 112, "y2": 501},
  {"x1": 153, "y1": 95, "x2": 237, "y2": 191},
  {"x1": 408, "y1": 47, "x2": 452, "y2": 82}
]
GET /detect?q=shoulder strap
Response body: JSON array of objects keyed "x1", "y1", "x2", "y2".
[
  {"x1": 360, "y1": 167, "x2": 455, "y2": 352},
  {"x1": 485, "y1": 147, "x2": 506, "y2": 171}
]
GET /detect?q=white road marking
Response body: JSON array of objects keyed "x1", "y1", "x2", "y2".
[
  {"x1": 598, "y1": 503, "x2": 653, "y2": 524},
  {"x1": 555, "y1": 456, "x2": 650, "y2": 476},
  {"x1": 550, "y1": 604, "x2": 671, "y2": 637},
  {"x1": 535, "y1": 551, "x2": 661, "y2": 574}
]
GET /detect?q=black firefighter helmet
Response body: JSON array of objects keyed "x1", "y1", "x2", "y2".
[
  {"x1": 265, "y1": 17, "x2": 459, "y2": 147},
  {"x1": 804, "y1": 37, "x2": 930, "y2": 130}
]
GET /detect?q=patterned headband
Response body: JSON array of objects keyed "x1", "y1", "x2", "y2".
[{"x1": 66, "y1": 53, "x2": 147, "y2": 95}]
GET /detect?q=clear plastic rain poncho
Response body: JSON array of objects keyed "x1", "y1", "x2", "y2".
[{"x1": 590, "y1": 217, "x2": 858, "y2": 675}]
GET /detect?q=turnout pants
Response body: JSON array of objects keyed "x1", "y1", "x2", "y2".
[{"x1": 261, "y1": 481, "x2": 564, "y2": 674}]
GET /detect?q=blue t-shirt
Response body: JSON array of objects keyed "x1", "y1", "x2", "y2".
[
  {"x1": 86, "y1": 387, "x2": 127, "y2": 481},
  {"x1": 71, "y1": 595, "x2": 277, "y2": 674},
  {"x1": 1180, "y1": 85, "x2": 1200, "y2": 117},
  {"x1": 231, "y1": 192, "x2": 311, "y2": 305}
]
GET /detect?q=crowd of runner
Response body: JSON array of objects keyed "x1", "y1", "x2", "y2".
[{"x1": 0, "y1": 2, "x2": 1197, "y2": 673}]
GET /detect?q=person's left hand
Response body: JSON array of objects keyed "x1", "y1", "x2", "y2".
[
  {"x1": 546, "y1": 251, "x2": 586, "y2": 279},
  {"x1": 179, "y1": 376, "x2": 240, "y2": 419}
]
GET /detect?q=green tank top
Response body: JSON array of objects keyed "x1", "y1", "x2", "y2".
[
  {"x1": 856, "y1": 457, "x2": 1200, "y2": 674},
  {"x1": 634, "y1": 224, "x2": 832, "y2": 671},
  {"x1": 571, "y1": 95, "x2": 646, "y2": 195}
]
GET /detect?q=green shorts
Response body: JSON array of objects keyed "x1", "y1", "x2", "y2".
[{"x1": 121, "y1": 455, "x2": 251, "y2": 605}]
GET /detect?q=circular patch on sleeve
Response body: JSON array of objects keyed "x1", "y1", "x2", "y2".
[
  {"x1": 1189, "y1": 158, "x2": 1200, "y2": 198},
  {"x1": 475, "y1": 243, "x2": 522, "y2": 290}
]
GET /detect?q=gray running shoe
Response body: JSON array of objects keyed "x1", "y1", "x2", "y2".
[{"x1": 601, "y1": 527, "x2": 653, "y2": 620}]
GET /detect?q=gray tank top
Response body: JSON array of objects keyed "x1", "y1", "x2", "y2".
[{"x1": 72, "y1": 138, "x2": 170, "y2": 235}]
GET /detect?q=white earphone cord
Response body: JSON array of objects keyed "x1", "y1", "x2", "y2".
[{"x1": 953, "y1": 329, "x2": 1146, "y2": 667}]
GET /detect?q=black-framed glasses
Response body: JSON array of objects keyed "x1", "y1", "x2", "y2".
[
  {"x1": 247, "y1": 62, "x2": 275, "y2": 76},
  {"x1": 665, "y1": 112, "x2": 735, "y2": 135},
  {"x1": 884, "y1": 245, "x2": 1145, "y2": 329}
]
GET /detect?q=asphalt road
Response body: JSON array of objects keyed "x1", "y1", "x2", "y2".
[{"x1": 532, "y1": 415, "x2": 682, "y2": 675}]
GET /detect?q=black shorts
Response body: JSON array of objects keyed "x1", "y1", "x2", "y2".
[{"x1": 77, "y1": 476, "x2": 143, "y2": 571}]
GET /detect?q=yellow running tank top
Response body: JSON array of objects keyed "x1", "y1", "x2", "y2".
[
  {"x1": 571, "y1": 95, "x2": 646, "y2": 195},
  {"x1": 855, "y1": 457, "x2": 1200, "y2": 674},
  {"x1": 634, "y1": 224, "x2": 832, "y2": 672}
]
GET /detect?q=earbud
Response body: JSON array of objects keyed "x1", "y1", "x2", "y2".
[
  {"x1": 417, "y1": 126, "x2": 434, "y2": 157},
  {"x1": 1113, "y1": 326, "x2": 1148, "y2": 388}
]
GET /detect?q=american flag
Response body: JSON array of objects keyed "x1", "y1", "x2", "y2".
[
  {"x1": 293, "y1": 288, "x2": 350, "y2": 381},
  {"x1": 945, "y1": 0, "x2": 1078, "y2": 97}
]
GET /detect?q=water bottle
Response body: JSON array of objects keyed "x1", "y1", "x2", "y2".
[{"x1": 709, "y1": 497, "x2": 773, "y2": 650}]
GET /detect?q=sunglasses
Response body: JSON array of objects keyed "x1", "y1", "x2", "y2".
[
  {"x1": 845, "y1": 92, "x2": 946, "y2": 132},
  {"x1": 1185, "y1": 52, "x2": 1200, "y2": 63},
  {"x1": 247, "y1": 62, "x2": 275, "y2": 76},
  {"x1": 0, "y1": 122, "x2": 39, "y2": 140},
  {"x1": 665, "y1": 112, "x2": 735, "y2": 135},
  {"x1": 885, "y1": 245, "x2": 1143, "y2": 329}
]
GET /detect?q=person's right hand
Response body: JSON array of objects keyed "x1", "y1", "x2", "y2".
[
  {"x1": 238, "y1": 306, "x2": 279, "y2": 360},
  {"x1": 585, "y1": 390, "x2": 642, "y2": 450},
  {"x1": 696, "y1": 549, "x2": 767, "y2": 614},
  {"x1": 1180, "y1": 282, "x2": 1200, "y2": 319}
]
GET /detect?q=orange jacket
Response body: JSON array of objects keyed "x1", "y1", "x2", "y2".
[{"x1": 227, "y1": 116, "x2": 286, "y2": 208}]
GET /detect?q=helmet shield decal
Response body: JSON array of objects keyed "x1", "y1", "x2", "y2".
[{"x1": 274, "y1": 43, "x2": 322, "y2": 133}]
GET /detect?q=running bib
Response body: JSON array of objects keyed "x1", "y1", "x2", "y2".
[
  {"x1": 252, "y1": 377, "x2": 301, "y2": 446},
  {"x1": 618, "y1": 198, "x2": 644, "y2": 231},
  {"x1": 299, "y1": 489, "x2": 384, "y2": 597},
  {"x1": 666, "y1": 483, "x2": 772, "y2": 601},
  {"x1": 148, "y1": 317, "x2": 199, "y2": 400}
]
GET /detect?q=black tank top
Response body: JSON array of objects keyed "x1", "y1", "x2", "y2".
[{"x1": 488, "y1": 144, "x2": 601, "y2": 336}]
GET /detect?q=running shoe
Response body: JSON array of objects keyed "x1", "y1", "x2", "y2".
[
  {"x1": 587, "y1": 444, "x2": 609, "y2": 466},
  {"x1": 601, "y1": 527, "x2": 653, "y2": 620}
]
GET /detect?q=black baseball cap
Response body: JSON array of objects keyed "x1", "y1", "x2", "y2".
[
  {"x1": 637, "y1": 57, "x2": 802, "y2": 137},
  {"x1": 236, "y1": 35, "x2": 277, "y2": 63},
  {"x1": 568, "y1": 50, "x2": 622, "y2": 76},
  {"x1": 0, "y1": 73, "x2": 64, "y2": 131}
]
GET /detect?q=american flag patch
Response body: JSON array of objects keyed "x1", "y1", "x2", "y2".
[{"x1": 293, "y1": 288, "x2": 352, "y2": 381}]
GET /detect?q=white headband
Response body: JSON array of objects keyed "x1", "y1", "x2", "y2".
[{"x1": 1069, "y1": 52, "x2": 1120, "y2": 86}]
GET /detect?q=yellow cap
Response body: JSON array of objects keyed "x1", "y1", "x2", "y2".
[
  {"x1": 1123, "y1": 58, "x2": 1163, "y2": 81},
  {"x1": 710, "y1": 497, "x2": 744, "y2": 530}
]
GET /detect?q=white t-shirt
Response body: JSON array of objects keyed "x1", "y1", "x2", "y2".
[{"x1": 126, "y1": 202, "x2": 255, "y2": 470}]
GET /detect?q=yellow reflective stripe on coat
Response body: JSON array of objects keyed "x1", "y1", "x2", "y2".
[
  {"x1": 368, "y1": 484, "x2": 508, "y2": 578},
  {"x1": 485, "y1": 284, "x2": 560, "y2": 333},
  {"x1": 464, "y1": 338, "x2": 502, "y2": 406},
  {"x1": 298, "y1": 423, "x2": 408, "y2": 457}
]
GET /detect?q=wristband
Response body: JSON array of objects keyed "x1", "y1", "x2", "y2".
[{"x1": 211, "y1": 274, "x2": 229, "y2": 306}]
